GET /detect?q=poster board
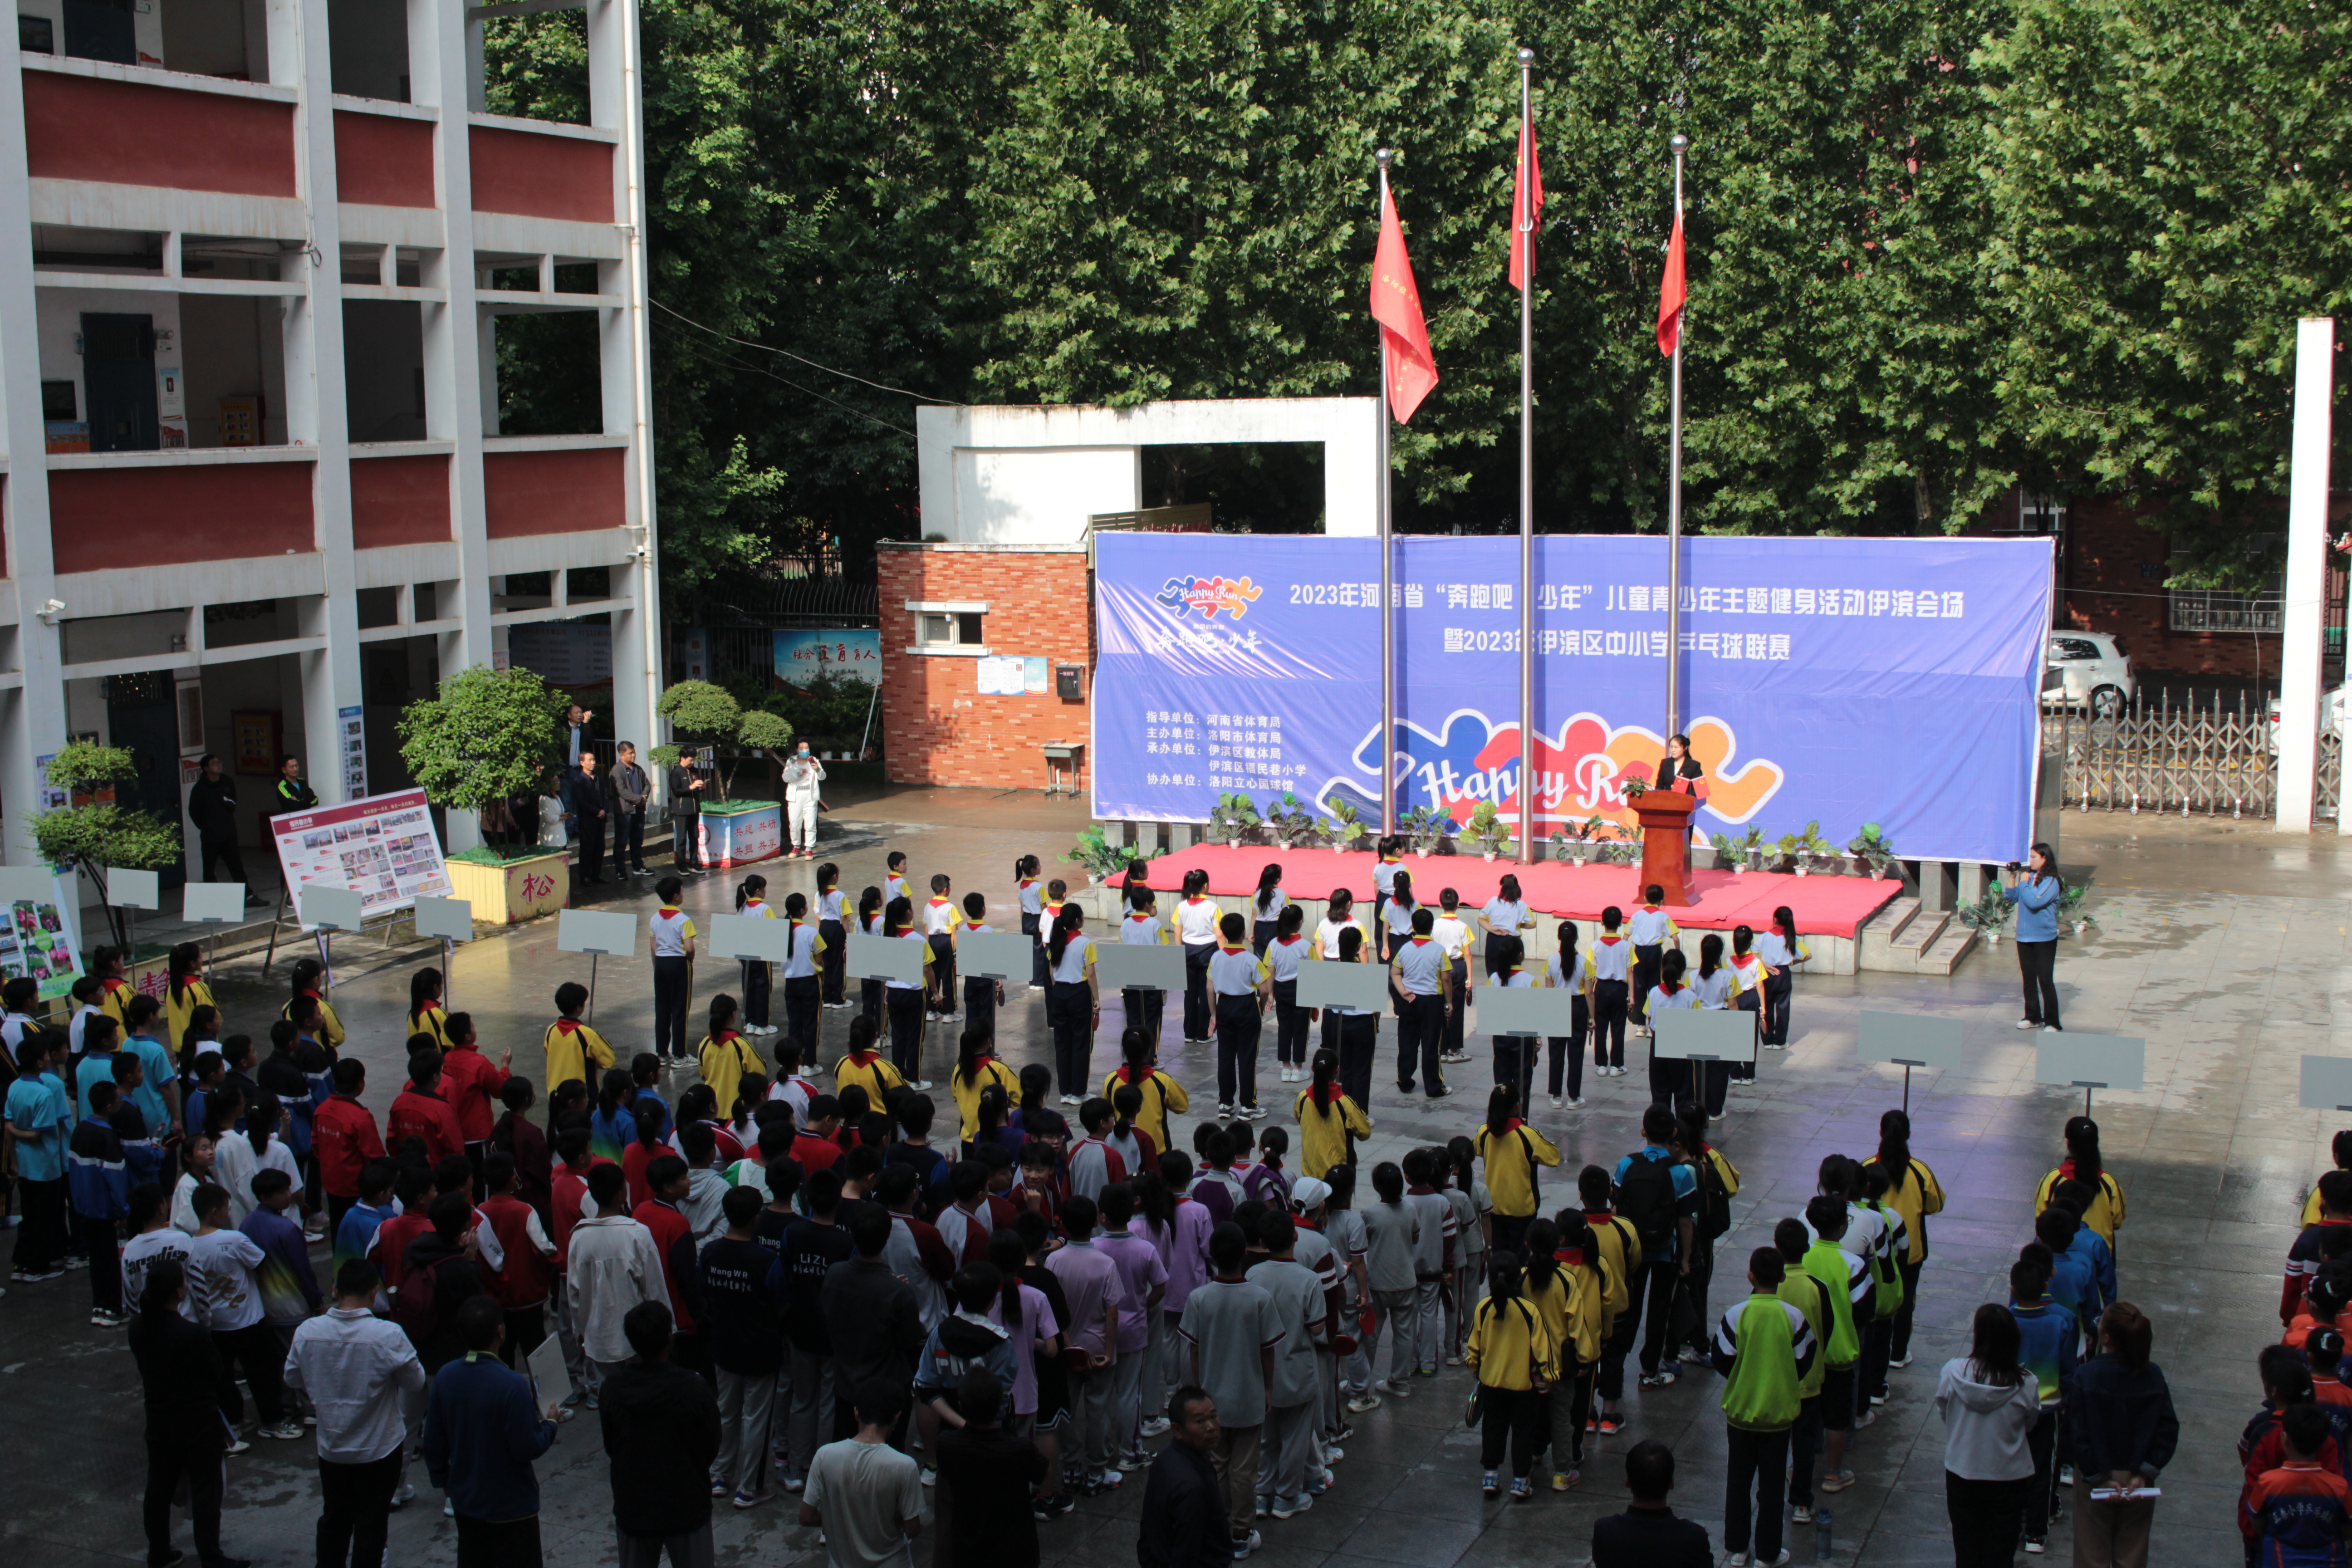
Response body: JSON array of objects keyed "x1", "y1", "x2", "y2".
[
  {"x1": 1651, "y1": 1008, "x2": 1759, "y2": 1063},
  {"x1": 1475, "y1": 987, "x2": 1579, "y2": 1039},
  {"x1": 2034, "y1": 1034, "x2": 2145, "y2": 1092},
  {"x1": 108, "y1": 868, "x2": 160, "y2": 910},
  {"x1": 2300, "y1": 1057, "x2": 2352, "y2": 1113},
  {"x1": 182, "y1": 883, "x2": 246, "y2": 924},
  {"x1": 1094, "y1": 943, "x2": 1184, "y2": 991},
  {"x1": 708, "y1": 912, "x2": 794, "y2": 965},
  {"x1": 412, "y1": 896, "x2": 475, "y2": 943},
  {"x1": 557, "y1": 909, "x2": 641, "y2": 958},
  {"x1": 0, "y1": 865, "x2": 85, "y2": 1003},
  {"x1": 959, "y1": 931, "x2": 1037, "y2": 981},
  {"x1": 1857, "y1": 1010, "x2": 1967, "y2": 1070},
  {"x1": 1294, "y1": 962, "x2": 1389, "y2": 1013},
  {"x1": 270, "y1": 787, "x2": 452, "y2": 922},
  {"x1": 848, "y1": 931, "x2": 925, "y2": 985},
  {"x1": 299, "y1": 886, "x2": 365, "y2": 931}
]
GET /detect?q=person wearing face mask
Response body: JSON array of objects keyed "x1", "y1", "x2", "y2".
[{"x1": 782, "y1": 741, "x2": 826, "y2": 861}]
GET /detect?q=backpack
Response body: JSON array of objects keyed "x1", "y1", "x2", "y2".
[
  {"x1": 389, "y1": 1257, "x2": 445, "y2": 1345},
  {"x1": 1617, "y1": 1152, "x2": 1679, "y2": 1253},
  {"x1": 1688, "y1": 1149, "x2": 1733, "y2": 1241}
]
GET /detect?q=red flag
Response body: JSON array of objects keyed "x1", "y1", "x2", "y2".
[
  {"x1": 1656, "y1": 215, "x2": 1686, "y2": 357},
  {"x1": 1370, "y1": 187, "x2": 1439, "y2": 423},
  {"x1": 1508, "y1": 118, "x2": 1544, "y2": 289}
]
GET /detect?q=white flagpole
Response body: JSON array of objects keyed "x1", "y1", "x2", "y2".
[
  {"x1": 1516, "y1": 48, "x2": 1536, "y2": 865},
  {"x1": 1666, "y1": 132, "x2": 1689, "y2": 741},
  {"x1": 1376, "y1": 147, "x2": 1396, "y2": 841}
]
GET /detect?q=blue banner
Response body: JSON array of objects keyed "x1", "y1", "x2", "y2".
[{"x1": 1093, "y1": 533, "x2": 2053, "y2": 864}]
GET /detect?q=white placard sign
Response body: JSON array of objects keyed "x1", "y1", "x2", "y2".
[
  {"x1": 2034, "y1": 1034, "x2": 2145, "y2": 1092},
  {"x1": 1857, "y1": 1010, "x2": 1968, "y2": 1071},
  {"x1": 1650, "y1": 1008, "x2": 1759, "y2": 1063},
  {"x1": 1295, "y1": 963, "x2": 1390, "y2": 1013},
  {"x1": 298, "y1": 885, "x2": 366, "y2": 931},
  {"x1": 1095, "y1": 943, "x2": 1184, "y2": 992},
  {"x1": 708, "y1": 913, "x2": 794, "y2": 965},
  {"x1": 2301, "y1": 1057, "x2": 2352, "y2": 1113},
  {"x1": 0, "y1": 867, "x2": 57, "y2": 904},
  {"x1": 848, "y1": 931, "x2": 925, "y2": 985},
  {"x1": 557, "y1": 908, "x2": 641, "y2": 958},
  {"x1": 960, "y1": 931, "x2": 1039, "y2": 982},
  {"x1": 412, "y1": 896, "x2": 475, "y2": 943},
  {"x1": 1476, "y1": 987, "x2": 1580, "y2": 1039},
  {"x1": 269, "y1": 785, "x2": 452, "y2": 920},
  {"x1": 107, "y1": 868, "x2": 160, "y2": 910},
  {"x1": 181, "y1": 882, "x2": 247, "y2": 924}
]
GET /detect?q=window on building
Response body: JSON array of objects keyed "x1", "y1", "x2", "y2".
[
  {"x1": 2167, "y1": 537, "x2": 2283, "y2": 634},
  {"x1": 907, "y1": 603, "x2": 988, "y2": 654}
]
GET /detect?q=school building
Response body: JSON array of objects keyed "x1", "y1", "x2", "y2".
[{"x1": 0, "y1": 0, "x2": 662, "y2": 876}]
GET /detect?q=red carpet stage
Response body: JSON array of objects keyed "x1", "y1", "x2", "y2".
[{"x1": 1132, "y1": 846, "x2": 1901, "y2": 937}]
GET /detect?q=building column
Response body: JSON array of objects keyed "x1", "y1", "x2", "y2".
[
  {"x1": 0, "y1": 48, "x2": 66, "y2": 866},
  {"x1": 2278, "y1": 318, "x2": 2336, "y2": 833}
]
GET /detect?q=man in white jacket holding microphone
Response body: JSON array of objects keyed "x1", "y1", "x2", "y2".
[{"x1": 781, "y1": 741, "x2": 825, "y2": 860}]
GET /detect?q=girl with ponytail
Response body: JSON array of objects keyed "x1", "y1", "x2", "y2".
[
  {"x1": 1754, "y1": 904, "x2": 1808, "y2": 1048},
  {"x1": 164, "y1": 941, "x2": 213, "y2": 1053},
  {"x1": 732, "y1": 874, "x2": 775, "y2": 1035},
  {"x1": 2038, "y1": 1114, "x2": 2125, "y2": 1247},
  {"x1": 1318, "y1": 925, "x2": 1381, "y2": 1111},
  {"x1": 1103, "y1": 1027, "x2": 1187, "y2": 1164},
  {"x1": 855, "y1": 885, "x2": 887, "y2": 1028}
]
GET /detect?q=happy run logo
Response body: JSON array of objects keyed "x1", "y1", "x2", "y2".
[
  {"x1": 1314, "y1": 710, "x2": 1785, "y2": 831},
  {"x1": 1154, "y1": 575, "x2": 1264, "y2": 622}
]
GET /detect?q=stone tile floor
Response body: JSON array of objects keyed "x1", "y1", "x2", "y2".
[{"x1": 2, "y1": 800, "x2": 2338, "y2": 1565}]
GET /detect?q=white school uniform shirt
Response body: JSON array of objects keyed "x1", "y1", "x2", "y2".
[
  {"x1": 1172, "y1": 897, "x2": 1222, "y2": 947},
  {"x1": 1431, "y1": 912, "x2": 1470, "y2": 963},
  {"x1": 650, "y1": 908, "x2": 696, "y2": 958},
  {"x1": 1017, "y1": 878, "x2": 1044, "y2": 917},
  {"x1": 1392, "y1": 935, "x2": 1446, "y2": 997},
  {"x1": 1803, "y1": 1199, "x2": 1888, "y2": 1263},
  {"x1": 818, "y1": 888, "x2": 847, "y2": 923},
  {"x1": 1383, "y1": 898, "x2": 1418, "y2": 938},
  {"x1": 1121, "y1": 912, "x2": 1165, "y2": 946},
  {"x1": 885, "y1": 873, "x2": 909, "y2": 906},
  {"x1": 782, "y1": 920, "x2": 823, "y2": 980},
  {"x1": 1727, "y1": 951, "x2": 1769, "y2": 997},
  {"x1": 1207, "y1": 945, "x2": 1269, "y2": 998},
  {"x1": 1479, "y1": 898, "x2": 1531, "y2": 947},
  {"x1": 1049, "y1": 934, "x2": 1097, "y2": 985},
  {"x1": 1588, "y1": 934, "x2": 1632, "y2": 983},
  {"x1": 923, "y1": 896, "x2": 962, "y2": 937},
  {"x1": 1249, "y1": 889, "x2": 1288, "y2": 924},
  {"x1": 1645, "y1": 983, "x2": 1699, "y2": 1020},
  {"x1": 69, "y1": 1002, "x2": 101, "y2": 1056},
  {"x1": 1755, "y1": 931, "x2": 1811, "y2": 968},
  {"x1": 1264, "y1": 932, "x2": 1309, "y2": 984},
  {"x1": 0, "y1": 1009, "x2": 36, "y2": 1056},
  {"x1": 1548, "y1": 948, "x2": 1586, "y2": 994},
  {"x1": 886, "y1": 927, "x2": 929, "y2": 991},
  {"x1": 1373, "y1": 858, "x2": 1403, "y2": 897},
  {"x1": 1628, "y1": 906, "x2": 1677, "y2": 947},
  {"x1": 1689, "y1": 966, "x2": 1735, "y2": 1009},
  {"x1": 1315, "y1": 916, "x2": 1364, "y2": 959}
]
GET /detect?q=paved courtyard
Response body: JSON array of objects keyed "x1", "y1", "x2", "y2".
[{"x1": 3, "y1": 792, "x2": 2340, "y2": 1568}]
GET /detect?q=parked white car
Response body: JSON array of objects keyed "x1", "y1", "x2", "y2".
[
  {"x1": 2043, "y1": 632, "x2": 2136, "y2": 719},
  {"x1": 2266, "y1": 684, "x2": 2351, "y2": 753}
]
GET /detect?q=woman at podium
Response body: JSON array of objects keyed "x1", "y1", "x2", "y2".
[{"x1": 1659, "y1": 733, "x2": 1705, "y2": 796}]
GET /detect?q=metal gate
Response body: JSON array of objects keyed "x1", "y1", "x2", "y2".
[{"x1": 2046, "y1": 694, "x2": 2341, "y2": 820}]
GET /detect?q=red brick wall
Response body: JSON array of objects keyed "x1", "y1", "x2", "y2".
[
  {"x1": 877, "y1": 544, "x2": 1093, "y2": 788},
  {"x1": 2052, "y1": 496, "x2": 2287, "y2": 679}
]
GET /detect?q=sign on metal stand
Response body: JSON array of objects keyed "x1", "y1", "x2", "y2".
[
  {"x1": 1857, "y1": 1010, "x2": 1968, "y2": 1113},
  {"x1": 960, "y1": 931, "x2": 1040, "y2": 983},
  {"x1": 181, "y1": 882, "x2": 247, "y2": 984},
  {"x1": 412, "y1": 896, "x2": 475, "y2": 1009},
  {"x1": 556, "y1": 909, "x2": 642, "y2": 1022},
  {"x1": 2033, "y1": 1034, "x2": 2145, "y2": 1118},
  {"x1": 2298, "y1": 1057, "x2": 2352, "y2": 1114},
  {"x1": 108, "y1": 867, "x2": 160, "y2": 971},
  {"x1": 1094, "y1": 944, "x2": 1184, "y2": 994}
]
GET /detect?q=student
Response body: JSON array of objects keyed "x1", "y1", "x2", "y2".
[
  {"x1": 799, "y1": 1381, "x2": 924, "y2": 1566},
  {"x1": 1753, "y1": 906, "x2": 1809, "y2": 1049},
  {"x1": 1802, "y1": 1195, "x2": 1871, "y2": 1497},
  {"x1": 1067, "y1": 1099, "x2": 1133, "y2": 1205},
  {"x1": 1485, "y1": 932, "x2": 1543, "y2": 1107},
  {"x1": 855, "y1": 885, "x2": 888, "y2": 1029},
  {"x1": 731, "y1": 874, "x2": 777, "y2": 1035},
  {"x1": 218, "y1": 1088, "x2": 304, "y2": 1228},
  {"x1": 1723, "y1": 924, "x2": 1768, "y2": 1081},
  {"x1": 1315, "y1": 887, "x2": 1366, "y2": 962},
  {"x1": 1612, "y1": 1105, "x2": 1699, "y2": 1392},
  {"x1": 439, "y1": 1012, "x2": 511, "y2": 1174},
  {"x1": 1016, "y1": 853, "x2": 1050, "y2": 990},
  {"x1": 2034, "y1": 1115, "x2": 2125, "y2": 1248},
  {"x1": 1862, "y1": 1108, "x2": 1945, "y2": 1369},
  {"x1": 883, "y1": 849, "x2": 910, "y2": 908},
  {"x1": 1099, "y1": 1183, "x2": 1171, "y2": 1475},
  {"x1": 2248, "y1": 1404, "x2": 2352, "y2": 1568},
  {"x1": 1206, "y1": 913, "x2": 1273, "y2": 1120},
  {"x1": 1590, "y1": 1439, "x2": 1714, "y2": 1568},
  {"x1": 882, "y1": 895, "x2": 935, "y2": 1088},
  {"x1": 1048, "y1": 1193, "x2": 1127, "y2": 1496},
  {"x1": 1627, "y1": 884, "x2": 1678, "y2": 1037},
  {"x1": 1318, "y1": 925, "x2": 1382, "y2": 1113},
  {"x1": 1359, "y1": 1161, "x2": 1421, "y2": 1399},
  {"x1": 1294, "y1": 1049, "x2": 1370, "y2": 1184},
  {"x1": 122, "y1": 1181, "x2": 198, "y2": 1327},
  {"x1": 911, "y1": 1264, "x2": 1020, "y2": 1479},
  {"x1": 6, "y1": 1030, "x2": 71, "y2": 1284},
  {"x1": 1368, "y1": 836, "x2": 1406, "y2": 961},
  {"x1": 1180, "y1": 1221, "x2": 1281, "y2": 1555},
  {"x1": 810, "y1": 862, "x2": 850, "y2": 1009},
  {"x1": 1641, "y1": 948, "x2": 1699, "y2": 1103},
  {"x1": 1539, "y1": 922, "x2": 1589, "y2": 1110},
  {"x1": 832, "y1": 1014, "x2": 906, "y2": 1112},
  {"x1": 701, "y1": 1185, "x2": 783, "y2": 1508},
  {"x1": 649, "y1": 879, "x2": 697, "y2": 1065},
  {"x1": 1431, "y1": 889, "x2": 1475, "y2": 1065},
  {"x1": 1936, "y1": 1302, "x2": 2044, "y2": 1568},
  {"x1": 1037, "y1": 906, "x2": 1098, "y2": 1106},
  {"x1": 1145, "y1": 1152, "x2": 1217, "y2": 1419},
  {"x1": 2305, "y1": 1132, "x2": 2352, "y2": 1229},
  {"x1": 1478, "y1": 875, "x2": 1536, "y2": 977},
  {"x1": 917, "y1": 872, "x2": 960, "y2": 1022},
  {"x1": 186, "y1": 1181, "x2": 302, "y2": 1441},
  {"x1": 1476, "y1": 1084, "x2": 1559, "y2": 1259},
  {"x1": 1675, "y1": 1104, "x2": 1741, "y2": 1371},
  {"x1": 1389, "y1": 908, "x2": 1453, "y2": 1102},
  {"x1": 2007, "y1": 1256, "x2": 2074, "y2": 1553},
  {"x1": 281, "y1": 956, "x2": 348, "y2": 1051},
  {"x1": 1263, "y1": 905, "x2": 1313, "y2": 1084},
  {"x1": 163, "y1": 942, "x2": 216, "y2": 1062},
  {"x1": 1771, "y1": 1219, "x2": 1832, "y2": 1526},
  {"x1": 1709, "y1": 1246, "x2": 1816, "y2": 1568},
  {"x1": 1114, "y1": 886, "x2": 1171, "y2": 1055},
  {"x1": 935, "y1": 1365, "x2": 1046, "y2": 1568},
  {"x1": 2069, "y1": 1303, "x2": 2177, "y2": 1563},
  {"x1": 1579, "y1": 1165, "x2": 1642, "y2": 1433},
  {"x1": 1401, "y1": 1147, "x2": 1456, "y2": 1382},
  {"x1": 695, "y1": 994, "x2": 760, "y2": 1133},
  {"x1": 957, "y1": 892, "x2": 1006, "y2": 1041},
  {"x1": 1105, "y1": 1028, "x2": 1189, "y2": 1159},
  {"x1": 1521, "y1": 1217, "x2": 1602, "y2": 1492},
  {"x1": 1171, "y1": 869, "x2": 1222, "y2": 1046},
  {"x1": 1684, "y1": 933, "x2": 1736, "y2": 1114},
  {"x1": 541, "y1": 982, "x2": 615, "y2": 1103},
  {"x1": 1589, "y1": 907, "x2": 1632, "y2": 1076},
  {"x1": 1465, "y1": 1249, "x2": 1555, "y2": 1501},
  {"x1": 69, "y1": 1077, "x2": 145, "y2": 1324},
  {"x1": 388, "y1": 1051, "x2": 466, "y2": 1176}
]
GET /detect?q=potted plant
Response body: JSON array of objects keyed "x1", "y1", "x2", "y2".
[
  {"x1": 29, "y1": 743, "x2": 183, "y2": 955},
  {"x1": 1957, "y1": 887, "x2": 2012, "y2": 948},
  {"x1": 398, "y1": 664, "x2": 568, "y2": 922},
  {"x1": 2058, "y1": 884, "x2": 2096, "y2": 938},
  {"x1": 1399, "y1": 804, "x2": 1448, "y2": 858},
  {"x1": 1740, "y1": 825, "x2": 1768, "y2": 872},
  {"x1": 1708, "y1": 830, "x2": 1743, "y2": 874},
  {"x1": 1799, "y1": 823, "x2": 1839, "y2": 875},
  {"x1": 1064, "y1": 824, "x2": 1148, "y2": 885},
  {"x1": 1265, "y1": 791, "x2": 1320, "y2": 849},
  {"x1": 1317, "y1": 799, "x2": 1367, "y2": 855},
  {"x1": 1847, "y1": 822, "x2": 1897, "y2": 880},
  {"x1": 1467, "y1": 801, "x2": 1514, "y2": 862},
  {"x1": 1207, "y1": 790, "x2": 1260, "y2": 848}
]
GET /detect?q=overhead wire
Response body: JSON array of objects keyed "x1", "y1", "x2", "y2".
[
  {"x1": 650, "y1": 298, "x2": 951, "y2": 405},
  {"x1": 652, "y1": 316, "x2": 915, "y2": 436}
]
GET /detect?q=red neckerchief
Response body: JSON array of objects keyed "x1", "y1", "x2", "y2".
[
  {"x1": 1118, "y1": 1065, "x2": 1147, "y2": 1086},
  {"x1": 745, "y1": 900, "x2": 766, "y2": 912},
  {"x1": 713, "y1": 1030, "x2": 741, "y2": 1046},
  {"x1": 1598, "y1": 934, "x2": 1622, "y2": 945},
  {"x1": 1408, "y1": 936, "x2": 1432, "y2": 947},
  {"x1": 1640, "y1": 904, "x2": 1661, "y2": 914},
  {"x1": 416, "y1": 999, "x2": 443, "y2": 1015},
  {"x1": 657, "y1": 906, "x2": 683, "y2": 918},
  {"x1": 1218, "y1": 944, "x2": 1248, "y2": 956},
  {"x1": 301, "y1": 988, "x2": 325, "y2": 1001},
  {"x1": 1276, "y1": 935, "x2": 1304, "y2": 947},
  {"x1": 1659, "y1": 982, "x2": 1685, "y2": 997},
  {"x1": 1556, "y1": 1245, "x2": 1589, "y2": 1268},
  {"x1": 845, "y1": 1050, "x2": 881, "y2": 1066},
  {"x1": 554, "y1": 1017, "x2": 583, "y2": 1036}
]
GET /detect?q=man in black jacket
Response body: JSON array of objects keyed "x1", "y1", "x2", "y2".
[
  {"x1": 274, "y1": 754, "x2": 318, "y2": 817},
  {"x1": 606, "y1": 741, "x2": 652, "y2": 878},
  {"x1": 1591, "y1": 1440, "x2": 1713, "y2": 1568},
  {"x1": 129, "y1": 1258, "x2": 251, "y2": 1568},
  {"x1": 666, "y1": 756, "x2": 704, "y2": 873},
  {"x1": 565, "y1": 755, "x2": 608, "y2": 886},
  {"x1": 820, "y1": 1203, "x2": 926, "y2": 1429},
  {"x1": 186, "y1": 755, "x2": 261, "y2": 902},
  {"x1": 1138, "y1": 1386, "x2": 1233, "y2": 1568},
  {"x1": 600, "y1": 1300, "x2": 722, "y2": 1567}
]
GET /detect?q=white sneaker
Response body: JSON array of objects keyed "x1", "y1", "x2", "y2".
[
  {"x1": 1139, "y1": 1416, "x2": 1171, "y2": 1438},
  {"x1": 1550, "y1": 1095, "x2": 1563, "y2": 1108},
  {"x1": 1567, "y1": 1098, "x2": 1586, "y2": 1109},
  {"x1": 1724, "y1": 1554, "x2": 1751, "y2": 1568},
  {"x1": 2015, "y1": 1018, "x2": 2040, "y2": 1030},
  {"x1": 2043, "y1": 1024, "x2": 2063, "y2": 1033},
  {"x1": 911, "y1": 1079, "x2": 933, "y2": 1092}
]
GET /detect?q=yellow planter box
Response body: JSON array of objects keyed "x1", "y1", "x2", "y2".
[{"x1": 447, "y1": 853, "x2": 568, "y2": 926}]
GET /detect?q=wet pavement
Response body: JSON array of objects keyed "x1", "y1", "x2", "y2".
[{"x1": 2, "y1": 789, "x2": 2337, "y2": 1567}]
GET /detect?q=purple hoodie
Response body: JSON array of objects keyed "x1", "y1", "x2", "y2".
[{"x1": 1151, "y1": 1195, "x2": 1217, "y2": 1315}]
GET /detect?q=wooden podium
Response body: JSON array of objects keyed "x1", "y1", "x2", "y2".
[{"x1": 1632, "y1": 790, "x2": 1700, "y2": 906}]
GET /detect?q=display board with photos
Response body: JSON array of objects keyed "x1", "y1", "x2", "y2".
[
  {"x1": 0, "y1": 872, "x2": 85, "y2": 1002},
  {"x1": 270, "y1": 786, "x2": 453, "y2": 919}
]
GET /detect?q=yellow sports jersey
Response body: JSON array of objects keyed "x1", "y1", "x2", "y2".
[
  {"x1": 2035, "y1": 1166, "x2": 2125, "y2": 1244},
  {"x1": 833, "y1": 1051, "x2": 906, "y2": 1107},
  {"x1": 949, "y1": 1056, "x2": 1021, "y2": 1143},
  {"x1": 1293, "y1": 1087, "x2": 1370, "y2": 1183},
  {"x1": 1465, "y1": 1295, "x2": 1557, "y2": 1390},
  {"x1": 1863, "y1": 1155, "x2": 1944, "y2": 1264},
  {"x1": 541, "y1": 1017, "x2": 615, "y2": 1094},
  {"x1": 1585, "y1": 1212, "x2": 1642, "y2": 1329},
  {"x1": 283, "y1": 991, "x2": 347, "y2": 1050},
  {"x1": 164, "y1": 977, "x2": 217, "y2": 1052},
  {"x1": 699, "y1": 1031, "x2": 764, "y2": 1117},
  {"x1": 1526, "y1": 1259, "x2": 1606, "y2": 1367},
  {"x1": 1105, "y1": 1066, "x2": 1188, "y2": 1157},
  {"x1": 1475, "y1": 1118, "x2": 1563, "y2": 1220},
  {"x1": 406, "y1": 1003, "x2": 453, "y2": 1053}
]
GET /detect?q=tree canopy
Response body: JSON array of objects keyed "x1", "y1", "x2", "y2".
[{"x1": 485, "y1": 0, "x2": 2351, "y2": 590}]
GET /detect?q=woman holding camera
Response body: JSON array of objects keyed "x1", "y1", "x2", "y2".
[{"x1": 2001, "y1": 843, "x2": 2063, "y2": 1032}]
